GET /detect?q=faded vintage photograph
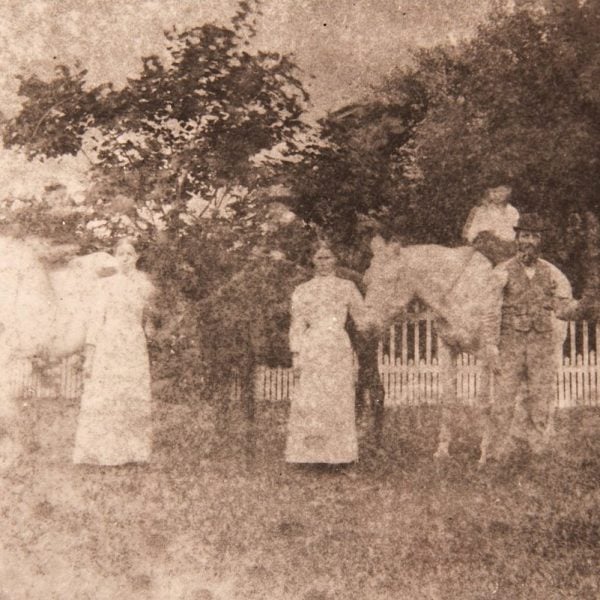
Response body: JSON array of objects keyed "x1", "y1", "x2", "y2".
[{"x1": 1, "y1": 1, "x2": 600, "y2": 598}]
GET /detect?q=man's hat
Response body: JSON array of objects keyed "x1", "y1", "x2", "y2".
[{"x1": 514, "y1": 213, "x2": 549, "y2": 233}]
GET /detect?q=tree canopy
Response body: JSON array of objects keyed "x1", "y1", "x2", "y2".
[
  {"x1": 1, "y1": 0, "x2": 316, "y2": 401},
  {"x1": 3, "y1": 0, "x2": 600, "y2": 398},
  {"x1": 3, "y1": 0, "x2": 308, "y2": 240},
  {"x1": 401, "y1": 1, "x2": 600, "y2": 241},
  {"x1": 285, "y1": 0, "x2": 600, "y2": 286}
]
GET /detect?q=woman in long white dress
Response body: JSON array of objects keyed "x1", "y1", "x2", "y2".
[
  {"x1": 286, "y1": 243, "x2": 365, "y2": 464},
  {"x1": 73, "y1": 238, "x2": 155, "y2": 466}
]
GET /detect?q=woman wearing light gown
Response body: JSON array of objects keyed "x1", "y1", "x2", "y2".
[
  {"x1": 73, "y1": 238, "x2": 155, "y2": 466},
  {"x1": 285, "y1": 242, "x2": 365, "y2": 464}
]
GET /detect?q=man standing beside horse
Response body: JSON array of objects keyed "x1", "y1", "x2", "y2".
[{"x1": 484, "y1": 213, "x2": 586, "y2": 461}]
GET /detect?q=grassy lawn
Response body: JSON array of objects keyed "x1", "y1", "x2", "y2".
[{"x1": 1, "y1": 397, "x2": 600, "y2": 599}]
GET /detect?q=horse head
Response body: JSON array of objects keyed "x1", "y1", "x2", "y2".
[{"x1": 362, "y1": 235, "x2": 416, "y2": 333}]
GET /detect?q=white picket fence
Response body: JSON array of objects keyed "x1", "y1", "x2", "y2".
[
  {"x1": 377, "y1": 315, "x2": 600, "y2": 409},
  {"x1": 254, "y1": 311, "x2": 600, "y2": 409},
  {"x1": 7, "y1": 356, "x2": 83, "y2": 400},
  {"x1": 558, "y1": 320, "x2": 599, "y2": 408},
  {"x1": 6, "y1": 311, "x2": 600, "y2": 409}
]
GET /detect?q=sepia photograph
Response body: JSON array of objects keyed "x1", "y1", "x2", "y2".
[{"x1": 1, "y1": 0, "x2": 600, "y2": 598}]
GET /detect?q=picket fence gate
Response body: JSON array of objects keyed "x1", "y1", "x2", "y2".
[{"x1": 6, "y1": 309, "x2": 600, "y2": 408}]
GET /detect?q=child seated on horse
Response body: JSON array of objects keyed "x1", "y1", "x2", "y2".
[{"x1": 463, "y1": 185, "x2": 519, "y2": 266}]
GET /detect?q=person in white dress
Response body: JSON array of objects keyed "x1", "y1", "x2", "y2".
[
  {"x1": 286, "y1": 243, "x2": 365, "y2": 464},
  {"x1": 73, "y1": 238, "x2": 156, "y2": 466}
]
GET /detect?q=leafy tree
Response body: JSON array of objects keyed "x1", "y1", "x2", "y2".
[
  {"x1": 4, "y1": 1, "x2": 308, "y2": 229},
  {"x1": 2, "y1": 1, "x2": 314, "y2": 406},
  {"x1": 280, "y1": 100, "x2": 424, "y2": 257},
  {"x1": 328, "y1": 1, "x2": 600, "y2": 291}
]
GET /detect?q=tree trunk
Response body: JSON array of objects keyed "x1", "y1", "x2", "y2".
[
  {"x1": 584, "y1": 211, "x2": 600, "y2": 295},
  {"x1": 355, "y1": 330, "x2": 385, "y2": 448},
  {"x1": 355, "y1": 331, "x2": 384, "y2": 410}
]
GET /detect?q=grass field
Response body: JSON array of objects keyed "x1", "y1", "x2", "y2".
[{"x1": 1, "y1": 397, "x2": 600, "y2": 600}]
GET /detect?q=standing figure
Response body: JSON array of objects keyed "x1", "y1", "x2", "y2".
[
  {"x1": 73, "y1": 238, "x2": 156, "y2": 466},
  {"x1": 485, "y1": 214, "x2": 580, "y2": 459},
  {"x1": 463, "y1": 185, "x2": 519, "y2": 265},
  {"x1": 286, "y1": 243, "x2": 365, "y2": 464}
]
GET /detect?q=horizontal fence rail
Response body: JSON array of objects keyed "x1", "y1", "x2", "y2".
[
  {"x1": 251, "y1": 314, "x2": 600, "y2": 409},
  {"x1": 5, "y1": 312, "x2": 600, "y2": 409}
]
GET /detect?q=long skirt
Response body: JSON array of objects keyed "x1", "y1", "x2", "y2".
[
  {"x1": 285, "y1": 329, "x2": 358, "y2": 463},
  {"x1": 73, "y1": 324, "x2": 152, "y2": 466}
]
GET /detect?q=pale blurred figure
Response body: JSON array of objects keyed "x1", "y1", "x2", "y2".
[{"x1": 73, "y1": 238, "x2": 155, "y2": 466}]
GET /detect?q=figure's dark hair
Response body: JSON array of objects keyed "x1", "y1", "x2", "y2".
[
  {"x1": 114, "y1": 237, "x2": 138, "y2": 254},
  {"x1": 311, "y1": 239, "x2": 337, "y2": 258},
  {"x1": 480, "y1": 184, "x2": 512, "y2": 205}
]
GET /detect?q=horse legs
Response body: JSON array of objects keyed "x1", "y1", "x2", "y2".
[
  {"x1": 544, "y1": 404, "x2": 557, "y2": 445},
  {"x1": 0, "y1": 405, "x2": 20, "y2": 473},
  {"x1": 477, "y1": 366, "x2": 493, "y2": 467},
  {"x1": 434, "y1": 341, "x2": 456, "y2": 459},
  {"x1": 0, "y1": 357, "x2": 24, "y2": 472}
]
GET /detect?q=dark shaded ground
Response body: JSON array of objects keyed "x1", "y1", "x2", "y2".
[{"x1": 1, "y1": 398, "x2": 600, "y2": 599}]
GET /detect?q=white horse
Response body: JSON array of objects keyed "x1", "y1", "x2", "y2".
[
  {"x1": 0, "y1": 235, "x2": 117, "y2": 366},
  {"x1": 361, "y1": 235, "x2": 568, "y2": 464},
  {"x1": 0, "y1": 234, "x2": 117, "y2": 467}
]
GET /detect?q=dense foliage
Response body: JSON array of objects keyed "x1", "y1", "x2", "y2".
[
  {"x1": 4, "y1": 0, "x2": 600, "y2": 400},
  {"x1": 2, "y1": 1, "x2": 315, "y2": 401},
  {"x1": 345, "y1": 1, "x2": 600, "y2": 287},
  {"x1": 282, "y1": 1, "x2": 600, "y2": 289}
]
